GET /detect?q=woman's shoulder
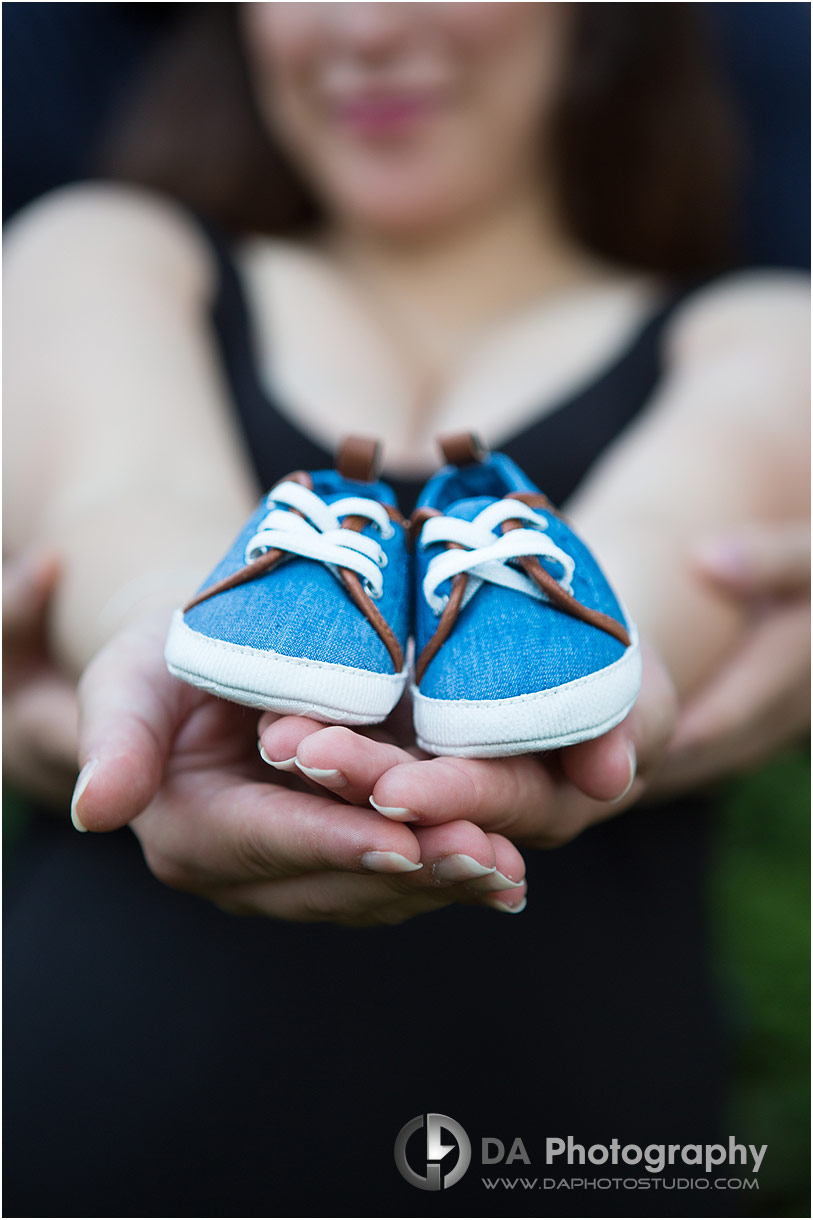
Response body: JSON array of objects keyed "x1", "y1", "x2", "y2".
[
  {"x1": 658, "y1": 270, "x2": 809, "y2": 434},
  {"x1": 4, "y1": 182, "x2": 216, "y2": 303},
  {"x1": 666, "y1": 268, "x2": 809, "y2": 361}
]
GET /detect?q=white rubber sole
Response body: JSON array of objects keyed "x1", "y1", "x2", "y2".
[
  {"x1": 164, "y1": 610, "x2": 407, "y2": 725},
  {"x1": 413, "y1": 633, "x2": 642, "y2": 757}
]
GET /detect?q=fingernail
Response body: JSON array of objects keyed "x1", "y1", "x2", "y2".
[
  {"x1": 608, "y1": 743, "x2": 637, "y2": 804},
  {"x1": 70, "y1": 758, "x2": 97, "y2": 832},
  {"x1": 296, "y1": 762, "x2": 347, "y2": 789},
  {"x1": 467, "y1": 870, "x2": 525, "y2": 893},
  {"x1": 361, "y1": 851, "x2": 422, "y2": 874},
  {"x1": 432, "y1": 854, "x2": 496, "y2": 883},
  {"x1": 258, "y1": 743, "x2": 298, "y2": 772},
  {"x1": 369, "y1": 796, "x2": 418, "y2": 822},
  {"x1": 482, "y1": 895, "x2": 528, "y2": 915}
]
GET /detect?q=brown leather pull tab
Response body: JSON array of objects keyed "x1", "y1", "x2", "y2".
[
  {"x1": 438, "y1": 432, "x2": 489, "y2": 467},
  {"x1": 336, "y1": 435, "x2": 383, "y2": 483}
]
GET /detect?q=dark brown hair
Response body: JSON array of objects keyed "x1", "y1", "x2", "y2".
[{"x1": 101, "y1": 3, "x2": 738, "y2": 275}]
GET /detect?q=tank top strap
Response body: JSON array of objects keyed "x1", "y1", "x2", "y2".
[
  {"x1": 195, "y1": 216, "x2": 332, "y2": 489},
  {"x1": 194, "y1": 214, "x2": 714, "y2": 508},
  {"x1": 499, "y1": 278, "x2": 711, "y2": 506}
]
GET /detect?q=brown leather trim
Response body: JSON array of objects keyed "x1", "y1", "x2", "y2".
[
  {"x1": 413, "y1": 504, "x2": 631, "y2": 680},
  {"x1": 408, "y1": 505, "x2": 442, "y2": 548},
  {"x1": 383, "y1": 502, "x2": 409, "y2": 530},
  {"x1": 339, "y1": 569, "x2": 404, "y2": 672},
  {"x1": 183, "y1": 549, "x2": 285, "y2": 612},
  {"x1": 501, "y1": 517, "x2": 630, "y2": 647},
  {"x1": 438, "y1": 432, "x2": 489, "y2": 467},
  {"x1": 415, "y1": 570, "x2": 468, "y2": 684},
  {"x1": 517, "y1": 553, "x2": 630, "y2": 647},
  {"x1": 336, "y1": 435, "x2": 383, "y2": 483},
  {"x1": 183, "y1": 473, "x2": 405, "y2": 673},
  {"x1": 337, "y1": 513, "x2": 404, "y2": 671},
  {"x1": 183, "y1": 468, "x2": 312, "y2": 611}
]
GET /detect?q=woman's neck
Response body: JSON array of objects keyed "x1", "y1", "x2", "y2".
[{"x1": 322, "y1": 187, "x2": 605, "y2": 409}]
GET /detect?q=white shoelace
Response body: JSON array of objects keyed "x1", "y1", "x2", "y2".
[
  {"x1": 421, "y1": 500, "x2": 576, "y2": 616},
  {"x1": 244, "y1": 481, "x2": 394, "y2": 599}
]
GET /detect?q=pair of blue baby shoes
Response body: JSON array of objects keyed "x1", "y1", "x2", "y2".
[{"x1": 164, "y1": 435, "x2": 641, "y2": 757}]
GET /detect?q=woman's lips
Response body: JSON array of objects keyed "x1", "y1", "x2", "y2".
[{"x1": 332, "y1": 92, "x2": 441, "y2": 137}]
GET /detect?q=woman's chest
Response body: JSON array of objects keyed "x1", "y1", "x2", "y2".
[{"x1": 235, "y1": 241, "x2": 658, "y2": 476}]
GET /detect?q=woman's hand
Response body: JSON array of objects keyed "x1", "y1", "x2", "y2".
[
  {"x1": 71, "y1": 612, "x2": 529, "y2": 924},
  {"x1": 653, "y1": 522, "x2": 810, "y2": 793},
  {"x1": 258, "y1": 640, "x2": 677, "y2": 850},
  {"x1": 3, "y1": 552, "x2": 79, "y2": 807}
]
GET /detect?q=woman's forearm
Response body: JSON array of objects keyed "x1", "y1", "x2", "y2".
[
  {"x1": 566, "y1": 276, "x2": 809, "y2": 701},
  {"x1": 4, "y1": 187, "x2": 258, "y2": 674}
]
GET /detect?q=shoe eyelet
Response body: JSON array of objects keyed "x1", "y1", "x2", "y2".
[
  {"x1": 375, "y1": 521, "x2": 395, "y2": 541},
  {"x1": 363, "y1": 579, "x2": 383, "y2": 600},
  {"x1": 376, "y1": 551, "x2": 388, "y2": 569},
  {"x1": 245, "y1": 545, "x2": 269, "y2": 563}
]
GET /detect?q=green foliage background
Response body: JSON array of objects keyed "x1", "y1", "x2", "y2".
[
  {"x1": 4, "y1": 747, "x2": 810, "y2": 1214},
  {"x1": 712, "y1": 748, "x2": 810, "y2": 1217}
]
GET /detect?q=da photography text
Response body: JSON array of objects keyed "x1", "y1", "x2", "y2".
[{"x1": 394, "y1": 1114, "x2": 767, "y2": 1192}]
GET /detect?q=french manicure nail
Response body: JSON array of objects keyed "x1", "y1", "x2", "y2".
[
  {"x1": 361, "y1": 851, "x2": 422, "y2": 874},
  {"x1": 609, "y1": 743, "x2": 637, "y2": 804},
  {"x1": 369, "y1": 796, "x2": 417, "y2": 822},
  {"x1": 432, "y1": 854, "x2": 497, "y2": 883},
  {"x1": 467, "y1": 870, "x2": 525, "y2": 893},
  {"x1": 296, "y1": 762, "x2": 347, "y2": 789},
  {"x1": 70, "y1": 758, "x2": 97, "y2": 832},
  {"x1": 258, "y1": 744, "x2": 298, "y2": 772},
  {"x1": 482, "y1": 895, "x2": 528, "y2": 915}
]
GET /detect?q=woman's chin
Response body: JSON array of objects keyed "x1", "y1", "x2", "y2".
[{"x1": 329, "y1": 179, "x2": 494, "y2": 242}]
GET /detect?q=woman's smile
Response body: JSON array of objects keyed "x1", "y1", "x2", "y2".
[{"x1": 328, "y1": 87, "x2": 448, "y2": 141}]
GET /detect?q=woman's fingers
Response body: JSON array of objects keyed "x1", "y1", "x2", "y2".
[
  {"x1": 72, "y1": 612, "x2": 195, "y2": 832},
  {"x1": 695, "y1": 522, "x2": 811, "y2": 597},
  {"x1": 368, "y1": 641, "x2": 676, "y2": 844},
  {"x1": 210, "y1": 868, "x2": 476, "y2": 926},
  {"x1": 210, "y1": 870, "x2": 446, "y2": 925},
  {"x1": 208, "y1": 828, "x2": 526, "y2": 924},
  {"x1": 653, "y1": 600, "x2": 810, "y2": 792},
  {"x1": 558, "y1": 641, "x2": 676, "y2": 799},
  {"x1": 136, "y1": 775, "x2": 423, "y2": 888},
  {"x1": 259, "y1": 718, "x2": 414, "y2": 807},
  {"x1": 3, "y1": 675, "x2": 80, "y2": 806},
  {"x1": 369, "y1": 751, "x2": 550, "y2": 837},
  {"x1": 2, "y1": 550, "x2": 60, "y2": 654},
  {"x1": 256, "y1": 714, "x2": 323, "y2": 769},
  {"x1": 258, "y1": 643, "x2": 676, "y2": 837},
  {"x1": 413, "y1": 821, "x2": 523, "y2": 886}
]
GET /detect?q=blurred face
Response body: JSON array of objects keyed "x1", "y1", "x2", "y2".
[{"x1": 242, "y1": 3, "x2": 569, "y2": 236}]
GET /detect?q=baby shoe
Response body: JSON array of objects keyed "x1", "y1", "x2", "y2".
[
  {"x1": 165, "y1": 438, "x2": 410, "y2": 724},
  {"x1": 411, "y1": 434, "x2": 641, "y2": 757}
]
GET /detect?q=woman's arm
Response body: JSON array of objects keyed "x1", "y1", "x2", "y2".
[
  {"x1": 287, "y1": 272, "x2": 809, "y2": 842},
  {"x1": 6, "y1": 186, "x2": 530, "y2": 923},
  {"x1": 4, "y1": 184, "x2": 258, "y2": 673},
  {"x1": 566, "y1": 271, "x2": 810, "y2": 699}
]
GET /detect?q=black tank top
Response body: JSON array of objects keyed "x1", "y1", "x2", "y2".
[
  {"x1": 3, "y1": 231, "x2": 725, "y2": 1220},
  {"x1": 206, "y1": 233, "x2": 695, "y2": 510},
  {"x1": 200, "y1": 230, "x2": 724, "y2": 1196}
]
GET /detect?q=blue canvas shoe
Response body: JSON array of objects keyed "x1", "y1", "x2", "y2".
[
  {"x1": 165, "y1": 438, "x2": 410, "y2": 724},
  {"x1": 411, "y1": 434, "x2": 641, "y2": 757}
]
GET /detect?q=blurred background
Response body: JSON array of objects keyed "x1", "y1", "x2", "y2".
[{"x1": 3, "y1": 4, "x2": 809, "y2": 1214}]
